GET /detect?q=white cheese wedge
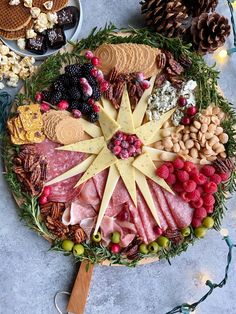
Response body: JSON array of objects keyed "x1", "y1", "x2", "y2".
[
  {"x1": 116, "y1": 158, "x2": 137, "y2": 206},
  {"x1": 99, "y1": 106, "x2": 120, "y2": 140},
  {"x1": 45, "y1": 155, "x2": 96, "y2": 186},
  {"x1": 135, "y1": 108, "x2": 176, "y2": 145},
  {"x1": 94, "y1": 164, "x2": 120, "y2": 234},
  {"x1": 132, "y1": 75, "x2": 156, "y2": 128},
  {"x1": 132, "y1": 152, "x2": 174, "y2": 194},
  {"x1": 74, "y1": 147, "x2": 118, "y2": 187},
  {"x1": 117, "y1": 87, "x2": 135, "y2": 134},
  {"x1": 80, "y1": 118, "x2": 102, "y2": 138},
  {"x1": 56, "y1": 137, "x2": 105, "y2": 154},
  {"x1": 143, "y1": 146, "x2": 177, "y2": 161},
  {"x1": 135, "y1": 169, "x2": 161, "y2": 227},
  {"x1": 101, "y1": 97, "x2": 117, "y2": 120}
]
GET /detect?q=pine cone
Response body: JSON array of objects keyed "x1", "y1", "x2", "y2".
[
  {"x1": 182, "y1": 0, "x2": 218, "y2": 17},
  {"x1": 141, "y1": 0, "x2": 189, "y2": 37},
  {"x1": 191, "y1": 13, "x2": 231, "y2": 54}
]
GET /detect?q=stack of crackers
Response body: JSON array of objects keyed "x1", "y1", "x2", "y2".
[
  {"x1": 94, "y1": 43, "x2": 161, "y2": 78},
  {"x1": 7, "y1": 104, "x2": 45, "y2": 145},
  {"x1": 43, "y1": 110, "x2": 84, "y2": 145},
  {"x1": 0, "y1": 0, "x2": 68, "y2": 40}
]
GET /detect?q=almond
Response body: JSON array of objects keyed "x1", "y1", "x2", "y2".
[{"x1": 219, "y1": 133, "x2": 229, "y2": 144}]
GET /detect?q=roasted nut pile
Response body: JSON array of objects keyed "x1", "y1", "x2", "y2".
[{"x1": 155, "y1": 105, "x2": 228, "y2": 163}]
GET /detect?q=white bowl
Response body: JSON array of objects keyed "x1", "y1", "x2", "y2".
[{"x1": 0, "y1": 0, "x2": 83, "y2": 60}]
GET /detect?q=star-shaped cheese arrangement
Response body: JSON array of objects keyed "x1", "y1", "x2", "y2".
[{"x1": 47, "y1": 81, "x2": 176, "y2": 232}]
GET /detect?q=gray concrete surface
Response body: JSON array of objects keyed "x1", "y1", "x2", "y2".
[{"x1": 0, "y1": 1, "x2": 236, "y2": 313}]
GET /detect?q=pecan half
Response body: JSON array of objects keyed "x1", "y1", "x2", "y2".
[
  {"x1": 108, "y1": 67, "x2": 119, "y2": 83},
  {"x1": 155, "y1": 73, "x2": 167, "y2": 88},
  {"x1": 156, "y1": 52, "x2": 167, "y2": 69},
  {"x1": 168, "y1": 59, "x2": 184, "y2": 76}
]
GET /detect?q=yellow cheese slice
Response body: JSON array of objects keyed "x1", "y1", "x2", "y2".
[
  {"x1": 135, "y1": 169, "x2": 161, "y2": 227},
  {"x1": 135, "y1": 108, "x2": 176, "y2": 145},
  {"x1": 132, "y1": 75, "x2": 156, "y2": 128},
  {"x1": 101, "y1": 97, "x2": 117, "y2": 120},
  {"x1": 56, "y1": 137, "x2": 105, "y2": 154},
  {"x1": 116, "y1": 87, "x2": 135, "y2": 134},
  {"x1": 94, "y1": 164, "x2": 120, "y2": 234},
  {"x1": 99, "y1": 106, "x2": 120, "y2": 140},
  {"x1": 45, "y1": 155, "x2": 96, "y2": 186},
  {"x1": 74, "y1": 146, "x2": 118, "y2": 187},
  {"x1": 116, "y1": 157, "x2": 137, "y2": 206},
  {"x1": 143, "y1": 146, "x2": 177, "y2": 161},
  {"x1": 80, "y1": 118, "x2": 102, "y2": 138},
  {"x1": 132, "y1": 152, "x2": 174, "y2": 194}
]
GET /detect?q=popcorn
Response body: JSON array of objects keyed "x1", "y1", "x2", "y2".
[
  {"x1": 12, "y1": 64, "x2": 21, "y2": 74},
  {"x1": 0, "y1": 82, "x2": 4, "y2": 90},
  {"x1": 47, "y1": 12, "x2": 58, "y2": 24},
  {"x1": 0, "y1": 45, "x2": 10, "y2": 56},
  {"x1": 24, "y1": 0, "x2": 32, "y2": 8},
  {"x1": 35, "y1": 13, "x2": 49, "y2": 32},
  {"x1": 43, "y1": 1, "x2": 53, "y2": 10},
  {"x1": 7, "y1": 73, "x2": 19, "y2": 87},
  {"x1": 26, "y1": 29, "x2": 37, "y2": 39},
  {"x1": 17, "y1": 38, "x2": 26, "y2": 51},
  {"x1": 9, "y1": 0, "x2": 21, "y2": 5},
  {"x1": 20, "y1": 56, "x2": 35, "y2": 67},
  {"x1": 30, "y1": 7, "x2": 41, "y2": 18},
  {"x1": 0, "y1": 55, "x2": 9, "y2": 66}
]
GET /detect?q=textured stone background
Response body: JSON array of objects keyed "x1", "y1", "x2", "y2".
[{"x1": 0, "y1": 1, "x2": 236, "y2": 313}]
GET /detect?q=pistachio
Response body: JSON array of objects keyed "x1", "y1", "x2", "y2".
[
  {"x1": 193, "y1": 121, "x2": 201, "y2": 129},
  {"x1": 219, "y1": 133, "x2": 229, "y2": 144},
  {"x1": 201, "y1": 123, "x2": 208, "y2": 133},
  {"x1": 185, "y1": 139, "x2": 194, "y2": 149}
]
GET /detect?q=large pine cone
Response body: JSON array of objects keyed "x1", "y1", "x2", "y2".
[
  {"x1": 191, "y1": 12, "x2": 231, "y2": 53},
  {"x1": 141, "y1": 0, "x2": 189, "y2": 37},
  {"x1": 182, "y1": 0, "x2": 218, "y2": 17}
]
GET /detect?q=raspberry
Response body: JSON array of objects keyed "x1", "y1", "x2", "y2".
[
  {"x1": 183, "y1": 161, "x2": 196, "y2": 173},
  {"x1": 177, "y1": 170, "x2": 189, "y2": 182},
  {"x1": 165, "y1": 161, "x2": 174, "y2": 173},
  {"x1": 211, "y1": 174, "x2": 222, "y2": 185},
  {"x1": 189, "y1": 167, "x2": 199, "y2": 178},
  {"x1": 203, "y1": 194, "x2": 215, "y2": 207},
  {"x1": 181, "y1": 191, "x2": 191, "y2": 203},
  {"x1": 166, "y1": 173, "x2": 176, "y2": 185},
  {"x1": 190, "y1": 198, "x2": 203, "y2": 209},
  {"x1": 156, "y1": 164, "x2": 169, "y2": 179},
  {"x1": 197, "y1": 186, "x2": 204, "y2": 195},
  {"x1": 191, "y1": 218, "x2": 202, "y2": 228},
  {"x1": 201, "y1": 165, "x2": 215, "y2": 177},
  {"x1": 191, "y1": 173, "x2": 207, "y2": 185},
  {"x1": 173, "y1": 182, "x2": 184, "y2": 193},
  {"x1": 186, "y1": 189, "x2": 200, "y2": 201},
  {"x1": 194, "y1": 207, "x2": 207, "y2": 219},
  {"x1": 205, "y1": 205, "x2": 214, "y2": 214},
  {"x1": 173, "y1": 157, "x2": 184, "y2": 169},
  {"x1": 183, "y1": 180, "x2": 197, "y2": 193},
  {"x1": 219, "y1": 172, "x2": 230, "y2": 182},
  {"x1": 204, "y1": 182, "x2": 218, "y2": 194},
  {"x1": 112, "y1": 146, "x2": 122, "y2": 156}
]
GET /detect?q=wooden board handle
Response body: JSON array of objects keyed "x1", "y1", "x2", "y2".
[{"x1": 67, "y1": 261, "x2": 94, "y2": 314}]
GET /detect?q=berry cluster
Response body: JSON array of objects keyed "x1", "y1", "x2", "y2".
[
  {"x1": 38, "y1": 186, "x2": 52, "y2": 205},
  {"x1": 108, "y1": 131, "x2": 142, "y2": 159},
  {"x1": 177, "y1": 96, "x2": 198, "y2": 126},
  {"x1": 156, "y1": 158, "x2": 230, "y2": 228},
  {"x1": 36, "y1": 51, "x2": 109, "y2": 123}
]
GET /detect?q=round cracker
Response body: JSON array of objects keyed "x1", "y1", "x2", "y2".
[
  {"x1": 55, "y1": 117, "x2": 84, "y2": 145},
  {"x1": 94, "y1": 44, "x2": 118, "y2": 75}
]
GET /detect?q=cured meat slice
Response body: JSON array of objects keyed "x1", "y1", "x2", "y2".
[
  {"x1": 111, "y1": 178, "x2": 131, "y2": 207},
  {"x1": 92, "y1": 169, "x2": 108, "y2": 199},
  {"x1": 162, "y1": 190, "x2": 194, "y2": 229},
  {"x1": 34, "y1": 139, "x2": 85, "y2": 202},
  {"x1": 62, "y1": 202, "x2": 96, "y2": 226},
  {"x1": 148, "y1": 180, "x2": 168, "y2": 231},
  {"x1": 136, "y1": 190, "x2": 157, "y2": 243},
  {"x1": 151, "y1": 182, "x2": 177, "y2": 230},
  {"x1": 79, "y1": 179, "x2": 100, "y2": 208}
]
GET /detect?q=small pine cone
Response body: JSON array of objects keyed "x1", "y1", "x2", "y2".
[
  {"x1": 191, "y1": 13, "x2": 231, "y2": 54},
  {"x1": 213, "y1": 157, "x2": 235, "y2": 174},
  {"x1": 192, "y1": 0, "x2": 218, "y2": 17}
]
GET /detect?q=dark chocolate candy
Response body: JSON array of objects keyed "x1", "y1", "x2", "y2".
[
  {"x1": 25, "y1": 34, "x2": 47, "y2": 55},
  {"x1": 46, "y1": 27, "x2": 66, "y2": 49},
  {"x1": 57, "y1": 6, "x2": 79, "y2": 30}
]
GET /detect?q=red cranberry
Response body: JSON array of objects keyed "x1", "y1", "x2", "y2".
[
  {"x1": 100, "y1": 80, "x2": 110, "y2": 92},
  {"x1": 58, "y1": 100, "x2": 69, "y2": 110},
  {"x1": 93, "y1": 104, "x2": 100, "y2": 113},
  {"x1": 40, "y1": 102, "x2": 50, "y2": 112},
  {"x1": 134, "y1": 139, "x2": 142, "y2": 148},
  {"x1": 111, "y1": 243, "x2": 121, "y2": 254},
  {"x1": 88, "y1": 98, "x2": 95, "y2": 106},
  {"x1": 153, "y1": 226, "x2": 163, "y2": 236},
  {"x1": 114, "y1": 139, "x2": 121, "y2": 146},
  {"x1": 43, "y1": 186, "x2": 51, "y2": 197},
  {"x1": 120, "y1": 150, "x2": 129, "y2": 159},
  {"x1": 140, "y1": 80, "x2": 150, "y2": 90},
  {"x1": 121, "y1": 140, "x2": 129, "y2": 149},
  {"x1": 80, "y1": 78, "x2": 87, "y2": 85},
  {"x1": 35, "y1": 92, "x2": 42, "y2": 102},
  {"x1": 39, "y1": 195, "x2": 48, "y2": 205},
  {"x1": 128, "y1": 145, "x2": 136, "y2": 155},
  {"x1": 187, "y1": 106, "x2": 197, "y2": 116},
  {"x1": 181, "y1": 116, "x2": 191, "y2": 125},
  {"x1": 91, "y1": 57, "x2": 100, "y2": 66},
  {"x1": 97, "y1": 70, "x2": 104, "y2": 82},
  {"x1": 91, "y1": 68, "x2": 98, "y2": 77},
  {"x1": 72, "y1": 109, "x2": 82, "y2": 119},
  {"x1": 85, "y1": 50, "x2": 94, "y2": 59},
  {"x1": 112, "y1": 146, "x2": 122, "y2": 155},
  {"x1": 178, "y1": 96, "x2": 187, "y2": 107}
]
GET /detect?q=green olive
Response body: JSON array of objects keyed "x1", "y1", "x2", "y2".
[
  {"x1": 61, "y1": 239, "x2": 74, "y2": 252},
  {"x1": 181, "y1": 226, "x2": 191, "y2": 237},
  {"x1": 202, "y1": 217, "x2": 215, "y2": 229},
  {"x1": 110, "y1": 231, "x2": 121, "y2": 244},
  {"x1": 139, "y1": 243, "x2": 149, "y2": 254},
  {"x1": 92, "y1": 232, "x2": 102, "y2": 243},
  {"x1": 157, "y1": 236, "x2": 170, "y2": 248},
  {"x1": 73, "y1": 244, "x2": 85, "y2": 256},
  {"x1": 148, "y1": 241, "x2": 159, "y2": 253},
  {"x1": 194, "y1": 227, "x2": 207, "y2": 238}
]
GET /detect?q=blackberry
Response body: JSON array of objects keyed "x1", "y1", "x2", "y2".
[
  {"x1": 88, "y1": 112, "x2": 99, "y2": 123},
  {"x1": 78, "y1": 102, "x2": 93, "y2": 115},
  {"x1": 69, "y1": 75, "x2": 81, "y2": 86},
  {"x1": 82, "y1": 63, "x2": 94, "y2": 76},
  {"x1": 42, "y1": 90, "x2": 51, "y2": 102},
  {"x1": 92, "y1": 86, "x2": 101, "y2": 101},
  {"x1": 53, "y1": 80, "x2": 66, "y2": 92},
  {"x1": 85, "y1": 74, "x2": 97, "y2": 88},
  {"x1": 69, "y1": 100, "x2": 79, "y2": 111},
  {"x1": 81, "y1": 94, "x2": 89, "y2": 102},
  {"x1": 68, "y1": 86, "x2": 81, "y2": 100},
  {"x1": 65, "y1": 64, "x2": 82, "y2": 77},
  {"x1": 50, "y1": 91, "x2": 63, "y2": 105},
  {"x1": 57, "y1": 74, "x2": 70, "y2": 88}
]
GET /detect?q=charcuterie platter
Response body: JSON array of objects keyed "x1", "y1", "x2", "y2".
[{"x1": 2, "y1": 25, "x2": 236, "y2": 272}]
